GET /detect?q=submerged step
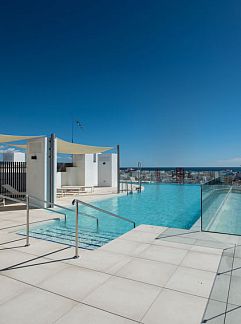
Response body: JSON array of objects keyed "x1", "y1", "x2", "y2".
[{"x1": 19, "y1": 222, "x2": 121, "y2": 250}]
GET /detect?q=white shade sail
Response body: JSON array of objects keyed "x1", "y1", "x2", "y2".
[
  {"x1": 0, "y1": 134, "x2": 41, "y2": 143},
  {"x1": 8, "y1": 136, "x2": 112, "y2": 154},
  {"x1": 56, "y1": 138, "x2": 112, "y2": 154}
]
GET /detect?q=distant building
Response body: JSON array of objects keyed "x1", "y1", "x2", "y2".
[{"x1": 3, "y1": 151, "x2": 25, "y2": 162}]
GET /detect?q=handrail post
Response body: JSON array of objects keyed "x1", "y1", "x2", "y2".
[
  {"x1": 25, "y1": 195, "x2": 30, "y2": 246},
  {"x1": 74, "y1": 200, "x2": 79, "y2": 258}
]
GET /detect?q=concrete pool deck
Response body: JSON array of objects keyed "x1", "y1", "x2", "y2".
[{"x1": 1, "y1": 205, "x2": 241, "y2": 323}]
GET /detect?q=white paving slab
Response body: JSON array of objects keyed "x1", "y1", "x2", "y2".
[
  {"x1": 55, "y1": 304, "x2": 137, "y2": 324},
  {"x1": 116, "y1": 257, "x2": 177, "y2": 287},
  {"x1": 142, "y1": 288, "x2": 207, "y2": 324},
  {"x1": 166, "y1": 266, "x2": 216, "y2": 298},
  {"x1": 181, "y1": 250, "x2": 221, "y2": 272},
  {"x1": 39, "y1": 265, "x2": 110, "y2": 302},
  {"x1": 0, "y1": 275, "x2": 30, "y2": 305},
  {"x1": 0, "y1": 214, "x2": 236, "y2": 324},
  {"x1": 84, "y1": 276, "x2": 161, "y2": 321},
  {"x1": 100, "y1": 238, "x2": 149, "y2": 256},
  {"x1": 0, "y1": 287, "x2": 76, "y2": 324},
  {"x1": 140, "y1": 244, "x2": 188, "y2": 265}
]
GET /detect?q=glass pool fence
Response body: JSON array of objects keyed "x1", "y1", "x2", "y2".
[{"x1": 201, "y1": 177, "x2": 241, "y2": 235}]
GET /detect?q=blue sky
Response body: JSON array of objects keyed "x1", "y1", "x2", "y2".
[{"x1": 0, "y1": 0, "x2": 241, "y2": 166}]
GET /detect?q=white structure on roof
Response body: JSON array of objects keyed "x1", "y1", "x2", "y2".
[
  {"x1": 26, "y1": 136, "x2": 56, "y2": 207},
  {"x1": 0, "y1": 133, "x2": 114, "y2": 204},
  {"x1": 3, "y1": 151, "x2": 26, "y2": 162},
  {"x1": 57, "y1": 153, "x2": 117, "y2": 188},
  {"x1": 59, "y1": 154, "x2": 99, "y2": 187},
  {"x1": 98, "y1": 153, "x2": 117, "y2": 187}
]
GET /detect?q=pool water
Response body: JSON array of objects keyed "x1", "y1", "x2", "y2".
[
  {"x1": 25, "y1": 184, "x2": 201, "y2": 249},
  {"x1": 82, "y1": 183, "x2": 201, "y2": 231}
]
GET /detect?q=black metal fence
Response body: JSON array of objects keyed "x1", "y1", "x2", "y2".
[{"x1": 0, "y1": 162, "x2": 26, "y2": 197}]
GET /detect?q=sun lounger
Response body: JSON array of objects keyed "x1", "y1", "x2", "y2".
[
  {"x1": 57, "y1": 186, "x2": 94, "y2": 197},
  {"x1": 1, "y1": 184, "x2": 26, "y2": 197}
]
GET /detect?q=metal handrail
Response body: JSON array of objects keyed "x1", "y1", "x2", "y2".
[
  {"x1": 28, "y1": 195, "x2": 99, "y2": 228},
  {"x1": 0, "y1": 194, "x2": 84, "y2": 258},
  {"x1": 72, "y1": 199, "x2": 136, "y2": 228},
  {"x1": 0, "y1": 194, "x2": 67, "y2": 222}
]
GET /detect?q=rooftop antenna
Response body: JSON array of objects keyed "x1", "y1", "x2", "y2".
[
  {"x1": 72, "y1": 120, "x2": 84, "y2": 143},
  {"x1": 71, "y1": 120, "x2": 84, "y2": 163}
]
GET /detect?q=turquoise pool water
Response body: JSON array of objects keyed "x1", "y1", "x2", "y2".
[
  {"x1": 80, "y1": 183, "x2": 201, "y2": 231},
  {"x1": 25, "y1": 184, "x2": 201, "y2": 248}
]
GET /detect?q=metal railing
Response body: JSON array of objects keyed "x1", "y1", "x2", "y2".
[
  {"x1": 0, "y1": 195, "x2": 135, "y2": 259},
  {"x1": 72, "y1": 198, "x2": 136, "y2": 228},
  {"x1": 120, "y1": 181, "x2": 142, "y2": 195},
  {"x1": 0, "y1": 194, "x2": 99, "y2": 258},
  {"x1": 28, "y1": 196, "x2": 99, "y2": 229}
]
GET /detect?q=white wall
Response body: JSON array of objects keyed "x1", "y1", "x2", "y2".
[
  {"x1": 26, "y1": 137, "x2": 49, "y2": 206},
  {"x1": 3, "y1": 151, "x2": 25, "y2": 162},
  {"x1": 84, "y1": 154, "x2": 98, "y2": 186},
  {"x1": 58, "y1": 153, "x2": 116, "y2": 188},
  {"x1": 60, "y1": 154, "x2": 98, "y2": 187},
  {"x1": 98, "y1": 154, "x2": 117, "y2": 187},
  {"x1": 56, "y1": 172, "x2": 62, "y2": 188},
  {"x1": 111, "y1": 154, "x2": 117, "y2": 187}
]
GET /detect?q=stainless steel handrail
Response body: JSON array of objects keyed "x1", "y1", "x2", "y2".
[
  {"x1": 72, "y1": 199, "x2": 136, "y2": 228},
  {"x1": 0, "y1": 194, "x2": 67, "y2": 223},
  {"x1": 29, "y1": 195, "x2": 98, "y2": 228},
  {"x1": 0, "y1": 194, "x2": 82, "y2": 258}
]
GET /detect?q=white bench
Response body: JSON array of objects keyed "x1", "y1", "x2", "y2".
[{"x1": 57, "y1": 186, "x2": 94, "y2": 197}]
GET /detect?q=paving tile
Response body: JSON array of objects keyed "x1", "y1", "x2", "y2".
[
  {"x1": 225, "y1": 304, "x2": 241, "y2": 324},
  {"x1": 157, "y1": 228, "x2": 191, "y2": 236},
  {"x1": 166, "y1": 266, "x2": 216, "y2": 298},
  {"x1": 190, "y1": 245, "x2": 223, "y2": 255},
  {"x1": 232, "y1": 257, "x2": 241, "y2": 277},
  {"x1": 142, "y1": 289, "x2": 207, "y2": 324},
  {"x1": 202, "y1": 299, "x2": 226, "y2": 324},
  {"x1": 100, "y1": 238, "x2": 149, "y2": 256},
  {"x1": 74, "y1": 249, "x2": 132, "y2": 273},
  {"x1": 140, "y1": 244, "x2": 188, "y2": 265},
  {"x1": 203, "y1": 301, "x2": 240, "y2": 324},
  {"x1": 0, "y1": 249, "x2": 33, "y2": 270},
  {"x1": 153, "y1": 238, "x2": 194, "y2": 250},
  {"x1": 0, "y1": 287, "x2": 76, "y2": 324},
  {"x1": 0, "y1": 275, "x2": 29, "y2": 305},
  {"x1": 119, "y1": 231, "x2": 158, "y2": 243},
  {"x1": 195, "y1": 239, "x2": 233, "y2": 250},
  {"x1": 55, "y1": 304, "x2": 136, "y2": 324},
  {"x1": 157, "y1": 235, "x2": 196, "y2": 245},
  {"x1": 116, "y1": 258, "x2": 177, "y2": 287},
  {"x1": 3, "y1": 259, "x2": 69, "y2": 285},
  {"x1": 228, "y1": 275, "x2": 241, "y2": 306},
  {"x1": 181, "y1": 251, "x2": 221, "y2": 272},
  {"x1": 84, "y1": 276, "x2": 161, "y2": 321},
  {"x1": 210, "y1": 274, "x2": 230, "y2": 303},
  {"x1": 132, "y1": 224, "x2": 167, "y2": 234},
  {"x1": 15, "y1": 238, "x2": 66, "y2": 256},
  {"x1": 39, "y1": 265, "x2": 110, "y2": 301},
  {"x1": 218, "y1": 256, "x2": 233, "y2": 273}
]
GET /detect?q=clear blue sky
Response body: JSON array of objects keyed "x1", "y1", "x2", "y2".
[{"x1": 0, "y1": 0, "x2": 241, "y2": 166}]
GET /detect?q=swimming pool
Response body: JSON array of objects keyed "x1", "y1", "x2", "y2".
[{"x1": 24, "y1": 184, "x2": 201, "y2": 249}]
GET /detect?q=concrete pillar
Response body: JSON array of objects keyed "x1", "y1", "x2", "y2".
[{"x1": 26, "y1": 135, "x2": 57, "y2": 207}]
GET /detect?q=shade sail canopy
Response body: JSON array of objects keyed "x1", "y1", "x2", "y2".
[
  {"x1": 0, "y1": 134, "x2": 41, "y2": 143},
  {"x1": 56, "y1": 138, "x2": 112, "y2": 154},
  {"x1": 9, "y1": 138, "x2": 112, "y2": 154}
]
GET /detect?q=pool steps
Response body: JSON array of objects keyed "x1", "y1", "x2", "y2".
[{"x1": 27, "y1": 225, "x2": 120, "y2": 250}]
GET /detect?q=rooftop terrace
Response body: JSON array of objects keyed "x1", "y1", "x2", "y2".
[{"x1": 1, "y1": 202, "x2": 241, "y2": 324}]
